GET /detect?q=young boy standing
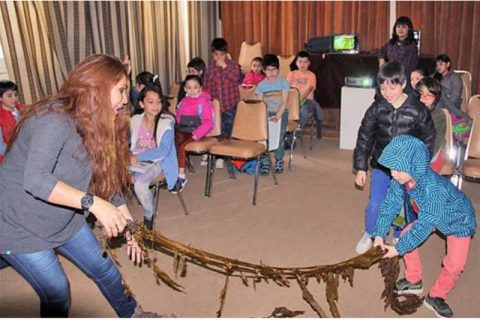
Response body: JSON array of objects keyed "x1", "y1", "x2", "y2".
[
  {"x1": 373, "y1": 135, "x2": 476, "y2": 318},
  {"x1": 255, "y1": 54, "x2": 290, "y2": 174},
  {"x1": 0, "y1": 80, "x2": 24, "y2": 165},
  {"x1": 353, "y1": 61, "x2": 435, "y2": 254},
  {"x1": 203, "y1": 38, "x2": 242, "y2": 169}
]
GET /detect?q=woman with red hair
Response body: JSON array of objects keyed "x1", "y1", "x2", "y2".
[{"x1": 0, "y1": 54, "x2": 157, "y2": 317}]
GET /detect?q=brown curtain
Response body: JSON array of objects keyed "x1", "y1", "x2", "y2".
[
  {"x1": 220, "y1": 1, "x2": 390, "y2": 60},
  {"x1": 397, "y1": 1, "x2": 480, "y2": 93}
]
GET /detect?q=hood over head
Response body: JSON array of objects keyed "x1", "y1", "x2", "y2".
[{"x1": 378, "y1": 135, "x2": 431, "y2": 181}]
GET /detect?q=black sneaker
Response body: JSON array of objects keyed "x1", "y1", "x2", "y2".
[
  {"x1": 395, "y1": 278, "x2": 423, "y2": 295},
  {"x1": 274, "y1": 160, "x2": 284, "y2": 173},
  {"x1": 259, "y1": 162, "x2": 270, "y2": 176},
  {"x1": 424, "y1": 294, "x2": 454, "y2": 318},
  {"x1": 169, "y1": 177, "x2": 187, "y2": 194}
]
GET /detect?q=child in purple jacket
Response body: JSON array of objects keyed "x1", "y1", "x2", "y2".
[{"x1": 175, "y1": 75, "x2": 214, "y2": 181}]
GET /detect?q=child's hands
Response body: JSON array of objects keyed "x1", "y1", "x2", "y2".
[
  {"x1": 130, "y1": 154, "x2": 139, "y2": 165},
  {"x1": 269, "y1": 115, "x2": 280, "y2": 123},
  {"x1": 192, "y1": 133, "x2": 198, "y2": 141},
  {"x1": 213, "y1": 52, "x2": 227, "y2": 69},
  {"x1": 355, "y1": 170, "x2": 367, "y2": 187},
  {"x1": 122, "y1": 55, "x2": 132, "y2": 75},
  {"x1": 382, "y1": 245, "x2": 398, "y2": 258},
  {"x1": 373, "y1": 236, "x2": 384, "y2": 248}
]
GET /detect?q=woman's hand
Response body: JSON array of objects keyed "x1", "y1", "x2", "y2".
[
  {"x1": 89, "y1": 198, "x2": 128, "y2": 237},
  {"x1": 355, "y1": 170, "x2": 367, "y2": 187},
  {"x1": 125, "y1": 231, "x2": 144, "y2": 264}
]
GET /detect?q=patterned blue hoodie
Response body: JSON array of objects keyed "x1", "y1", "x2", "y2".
[{"x1": 372, "y1": 135, "x2": 476, "y2": 256}]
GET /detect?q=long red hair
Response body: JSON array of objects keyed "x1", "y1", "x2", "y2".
[{"x1": 9, "y1": 54, "x2": 131, "y2": 200}]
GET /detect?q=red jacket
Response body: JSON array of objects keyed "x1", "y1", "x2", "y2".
[{"x1": 0, "y1": 103, "x2": 25, "y2": 164}]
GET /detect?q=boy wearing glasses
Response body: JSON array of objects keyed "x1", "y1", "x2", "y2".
[{"x1": 255, "y1": 54, "x2": 291, "y2": 174}]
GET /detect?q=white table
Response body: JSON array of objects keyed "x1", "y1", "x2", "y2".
[{"x1": 340, "y1": 86, "x2": 376, "y2": 150}]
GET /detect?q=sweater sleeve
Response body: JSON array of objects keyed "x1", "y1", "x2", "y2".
[
  {"x1": 395, "y1": 218, "x2": 435, "y2": 256},
  {"x1": 448, "y1": 74, "x2": 463, "y2": 108},
  {"x1": 353, "y1": 103, "x2": 377, "y2": 171},
  {"x1": 23, "y1": 113, "x2": 71, "y2": 201},
  {"x1": 193, "y1": 101, "x2": 214, "y2": 140},
  {"x1": 137, "y1": 123, "x2": 175, "y2": 162}
]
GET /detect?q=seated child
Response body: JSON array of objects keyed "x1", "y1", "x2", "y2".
[
  {"x1": 373, "y1": 135, "x2": 476, "y2": 318},
  {"x1": 287, "y1": 51, "x2": 324, "y2": 138},
  {"x1": 0, "y1": 80, "x2": 25, "y2": 165},
  {"x1": 178, "y1": 57, "x2": 206, "y2": 103},
  {"x1": 175, "y1": 75, "x2": 214, "y2": 181},
  {"x1": 241, "y1": 57, "x2": 265, "y2": 89},
  {"x1": 255, "y1": 54, "x2": 290, "y2": 174},
  {"x1": 130, "y1": 85, "x2": 179, "y2": 230}
]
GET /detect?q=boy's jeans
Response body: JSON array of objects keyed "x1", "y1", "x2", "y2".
[
  {"x1": 1, "y1": 224, "x2": 137, "y2": 317},
  {"x1": 220, "y1": 105, "x2": 237, "y2": 140},
  {"x1": 133, "y1": 162, "x2": 164, "y2": 220},
  {"x1": 365, "y1": 168, "x2": 391, "y2": 235},
  {"x1": 299, "y1": 99, "x2": 323, "y2": 129}
]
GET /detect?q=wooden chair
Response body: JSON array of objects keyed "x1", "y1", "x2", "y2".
[
  {"x1": 467, "y1": 94, "x2": 480, "y2": 119},
  {"x1": 239, "y1": 85, "x2": 257, "y2": 100},
  {"x1": 454, "y1": 70, "x2": 472, "y2": 114},
  {"x1": 169, "y1": 81, "x2": 181, "y2": 98},
  {"x1": 459, "y1": 114, "x2": 480, "y2": 188},
  {"x1": 278, "y1": 55, "x2": 295, "y2": 79},
  {"x1": 285, "y1": 87, "x2": 307, "y2": 171},
  {"x1": 206, "y1": 100, "x2": 278, "y2": 205},
  {"x1": 184, "y1": 99, "x2": 221, "y2": 193},
  {"x1": 439, "y1": 109, "x2": 455, "y2": 176},
  {"x1": 238, "y1": 41, "x2": 262, "y2": 75}
]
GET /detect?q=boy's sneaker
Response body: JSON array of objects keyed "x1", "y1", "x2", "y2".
[
  {"x1": 200, "y1": 154, "x2": 208, "y2": 166},
  {"x1": 260, "y1": 162, "x2": 270, "y2": 176},
  {"x1": 424, "y1": 294, "x2": 453, "y2": 318},
  {"x1": 274, "y1": 159, "x2": 284, "y2": 173},
  {"x1": 354, "y1": 232, "x2": 373, "y2": 254},
  {"x1": 395, "y1": 278, "x2": 423, "y2": 295},
  {"x1": 169, "y1": 177, "x2": 187, "y2": 194},
  {"x1": 215, "y1": 158, "x2": 224, "y2": 169}
]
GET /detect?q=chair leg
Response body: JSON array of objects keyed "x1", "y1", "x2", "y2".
[
  {"x1": 253, "y1": 157, "x2": 260, "y2": 205},
  {"x1": 186, "y1": 154, "x2": 195, "y2": 174},
  {"x1": 152, "y1": 182, "x2": 162, "y2": 228},
  {"x1": 176, "y1": 192, "x2": 189, "y2": 215},
  {"x1": 207, "y1": 154, "x2": 217, "y2": 197},
  {"x1": 204, "y1": 154, "x2": 211, "y2": 197},
  {"x1": 226, "y1": 157, "x2": 236, "y2": 179},
  {"x1": 268, "y1": 153, "x2": 278, "y2": 185},
  {"x1": 309, "y1": 116, "x2": 314, "y2": 151},
  {"x1": 288, "y1": 132, "x2": 295, "y2": 171}
]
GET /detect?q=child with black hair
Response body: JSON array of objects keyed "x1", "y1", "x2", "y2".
[
  {"x1": 242, "y1": 57, "x2": 265, "y2": 89},
  {"x1": 255, "y1": 54, "x2": 290, "y2": 174},
  {"x1": 287, "y1": 50, "x2": 324, "y2": 138},
  {"x1": 353, "y1": 61, "x2": 435, "y2": 254},
  {"x1": 178, "y1": 57, "x2": 207, "y2": 103},
  {"x1": 204, "y1": 38, "x2": 242, "y2": 168},
  {"x1": 373, "y1": 135, "x2": 476, "y2": 318},
  {"x1": 130, "y1": 85, "x2": 180, "y2": 230},
  {"x1": 0, "y1": 80, "x2": 25, "y2": 165},
  {"x1": 130, "y1": 71, "x2": 163, "y2": 111}
]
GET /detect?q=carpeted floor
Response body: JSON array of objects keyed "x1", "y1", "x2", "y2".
[{"x1": 1, "y1": 138, "x2": 479, "y2": 318}]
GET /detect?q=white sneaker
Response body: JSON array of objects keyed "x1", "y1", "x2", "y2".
[
  {"x1": 355, "y1": 232, "x2": 373, "y2": 254},
  {"x1": 200, "y1": 154, "x2": 208, "y2": 166},
  {"x1": 215, "y1": 158, "x2": 224, "y2": 169}
]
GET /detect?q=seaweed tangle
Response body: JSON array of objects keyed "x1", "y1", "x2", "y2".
[{"x1": 112, "y1": 221, "x2": 424, "y2": 317}]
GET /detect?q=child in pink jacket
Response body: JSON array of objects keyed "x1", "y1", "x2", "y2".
[{"x1": 175, "y1": 75, "x2": 214, "y2": 180}]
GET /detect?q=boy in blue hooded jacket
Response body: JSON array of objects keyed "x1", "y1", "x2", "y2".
[{"x1": 372, "y1": 135, "x2": 476, "y2": 318}]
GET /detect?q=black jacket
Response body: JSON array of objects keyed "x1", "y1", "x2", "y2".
[{"x1": 353, "y1": 94, "x2": 435, "y2": 172}]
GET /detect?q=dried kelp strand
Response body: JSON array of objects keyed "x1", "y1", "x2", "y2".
[
  {"x1": 267, "y1": 307, "x2": 305, "y2": 318},
  {"x1": 295, "y1": 273, "x2": 328, "y2": 318}
]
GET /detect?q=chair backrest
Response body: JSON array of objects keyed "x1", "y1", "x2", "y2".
[
  {"x1": 231, "y1": 100, "x2": 268, "y2": 142},
  {"x1": 207, "y1": 99, "x2": 222, "y2": 137},
  {"x1": 238, "y1": 41, "x2": 262, "y2": 74},
  {"x1": 454, "y1": 70, "x2": 472, "y2": 114},
  {"x1": 286, "y1": 87, "x2": 300, "y2": 121},
  {"x1": 468, "y1": 94, "x2": 480, "y2": 118},
  {"x1": 442, "y1": 109, "x2": 454, "y2": 161},
  {"x1": 278, "y1": 55, "x2": 295, "y2": 79},
  {"x1": 169, "y1": 82, "x2": 181, "y2": 98},
  {"x1": 239, "y1": 85, "x2": 257, "y2": 100},
  {"x1": 167, "y1": 96, "x2": 178, "y2": 115},
  {"x1": 465, "y1": 114, "x2": 480, "y2": 159}
]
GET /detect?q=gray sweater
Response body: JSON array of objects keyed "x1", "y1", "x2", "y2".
[
  {"x1": 0, "y1": 104, "x2": 124, "y2": 254},
  {"x1": 441, "y1": 72, "x2": 463, "y2": 109}
]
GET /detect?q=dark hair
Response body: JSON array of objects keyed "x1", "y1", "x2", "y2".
[
  {"x1": 184, "y1": 74, "x2": 202, "y2": 87},
  {"x1": 251, "y1": 57, "x2": 263, "y2": 64},
  {"x1": 187, "y1": 57, "x2": 206, "y2": 74},
  {"x1": 262, "y1": 54, "x2": 279, "y2": 69},
  {"x1": 290, "y1": 51, "x2": 311, "y2": 71},
  {"x1": 135, "y1": 71, "x2": 162, "y2": 94},
  {"x1": 435, "y1": 53, "x2": 452, "y2": 69},
  {"x1": 377, "y1": 61, "x2": 407, "y2": 85},
  {"x1": 133, "y1": 85, "x2": 171, "y2": 145},
  {"x1": 416, "y1": 77, "x2": 442, "y2": 106},
  {"x1": 211, "y1": 38, "x2": 228, "y2": 52},
  {"x1": 0, "y1": 80, "x2": 18, "y2": 97},
  {"x1": 412, "y1": 68, "x2": 426, "y2": 77},
  {"x1": 390, "y1": 16, "x2": 416, "y2": 45}
]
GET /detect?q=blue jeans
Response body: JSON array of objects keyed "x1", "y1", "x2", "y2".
[
  {"x1": 133, "y1": 162, "x2": 163, "y2": 220},
  {"x1": 365, "y1": 168, "x2": 391, "y2": 235},
  {"x1": 221, "y1": 106, "x2": 237, "y2": 140},
  {"x1": 1, "y1": 224, "x2": 137, "y2": 317},
  {"x1": 299, "y1": 99, "x2": 323, "y2": 129}
]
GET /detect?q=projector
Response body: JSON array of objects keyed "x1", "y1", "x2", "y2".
[{"x1": 344, "y1": 76, "x2": 373, "y2": 88}]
